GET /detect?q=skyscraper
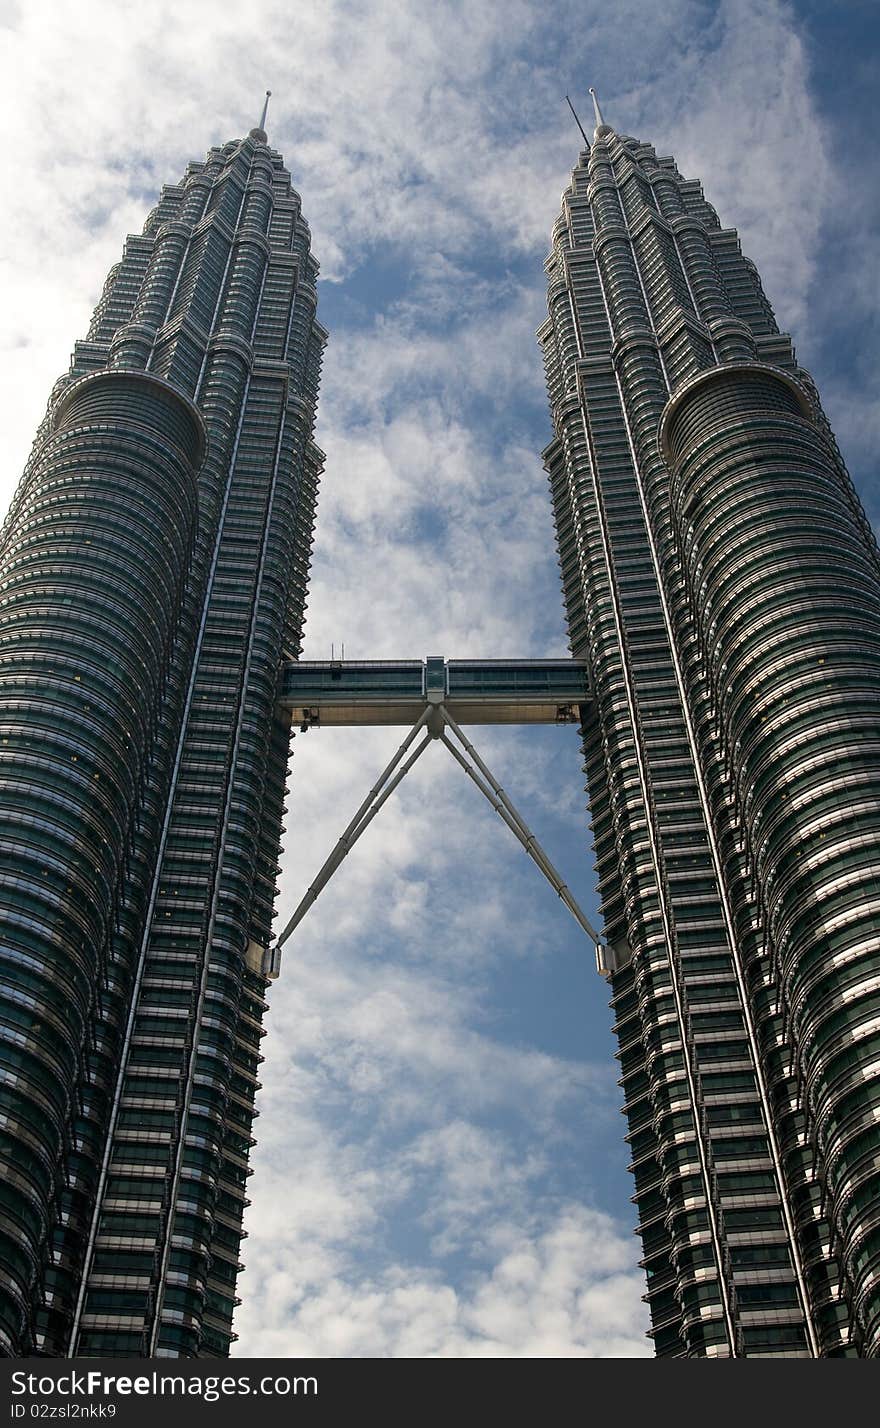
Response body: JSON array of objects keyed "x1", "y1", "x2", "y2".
[
  {"x1": 538, "y1": 95, "x2": 880, "y2": 1357},
  {"x1": 0, "y1": 110, "x2": 325, "y2": 1357}
]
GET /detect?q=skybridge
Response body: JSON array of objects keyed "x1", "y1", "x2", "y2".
[
  {"x1": 267, "y1": 655, "x2": 611, "y2": 979},
  {"x1": 277, "y1": 655, "x2": 591, "y2": 728}
]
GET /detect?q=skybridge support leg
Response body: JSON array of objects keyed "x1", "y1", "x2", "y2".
[
  {"x1": 267, "y1": 708, "x2": 433, "y2": 975},
  {"x1": 436, "y1": 708, "x2": 604, "y2": 951}
]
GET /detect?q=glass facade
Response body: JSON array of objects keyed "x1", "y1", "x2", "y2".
[
  {"x1": 539, "y1": 119, "x2": 880, "y2": 1357},
  {"x1": 0, "y1": 125, "x2": 325, "y2": 1357}
]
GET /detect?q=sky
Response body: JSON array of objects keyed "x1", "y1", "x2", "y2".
[{"x1": 0, "y1": 0, "x2": 878, "y2": 1359}]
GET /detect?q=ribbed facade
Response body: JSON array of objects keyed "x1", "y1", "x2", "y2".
[
  {"x1": 0, "y1": 125, "x2": 325, "y2": 1357},
  {"x1": 539, "y1": 120, "x2": 880, "y2": 1357}
]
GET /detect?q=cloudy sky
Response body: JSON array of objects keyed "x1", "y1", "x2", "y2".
[{"x1": 1, "y1": 0, "x2": 877, "y2": 1358}]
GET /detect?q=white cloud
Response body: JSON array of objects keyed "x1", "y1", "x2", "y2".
[{"x1": 236, "y1": 1201, "x2": 651, "y2": 1357}]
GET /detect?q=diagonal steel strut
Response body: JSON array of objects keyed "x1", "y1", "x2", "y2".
[
  {"x1": 267, "y1": 708, "x2": 433, "y2": 973},
  {"x1": 436, "y1": 707, "x2": 603, "y2": 949},
  {"x1": 266, "y1": 702, "x2": 603, "y2": 976}
]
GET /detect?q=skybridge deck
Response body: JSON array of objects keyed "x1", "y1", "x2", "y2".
[{"x1": 277, "y1": 656, "x2": 592, "y2": 727}]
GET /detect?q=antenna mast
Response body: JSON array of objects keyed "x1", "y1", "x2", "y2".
[{"x1": 565, "y1": 94, "x2": 590, "y2": 148}]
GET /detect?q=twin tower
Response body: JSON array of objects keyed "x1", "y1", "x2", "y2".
[{"x1": 1, "y1": 103, "x2": 879, "y2": 1358}]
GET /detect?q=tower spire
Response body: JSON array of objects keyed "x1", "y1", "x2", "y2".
[
  {"x1": 250, "y1": 90, "x2": 271, "y2": 143},
  {"x1": 588, "y1": 86, "x2": 612, "y2": 138}
]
